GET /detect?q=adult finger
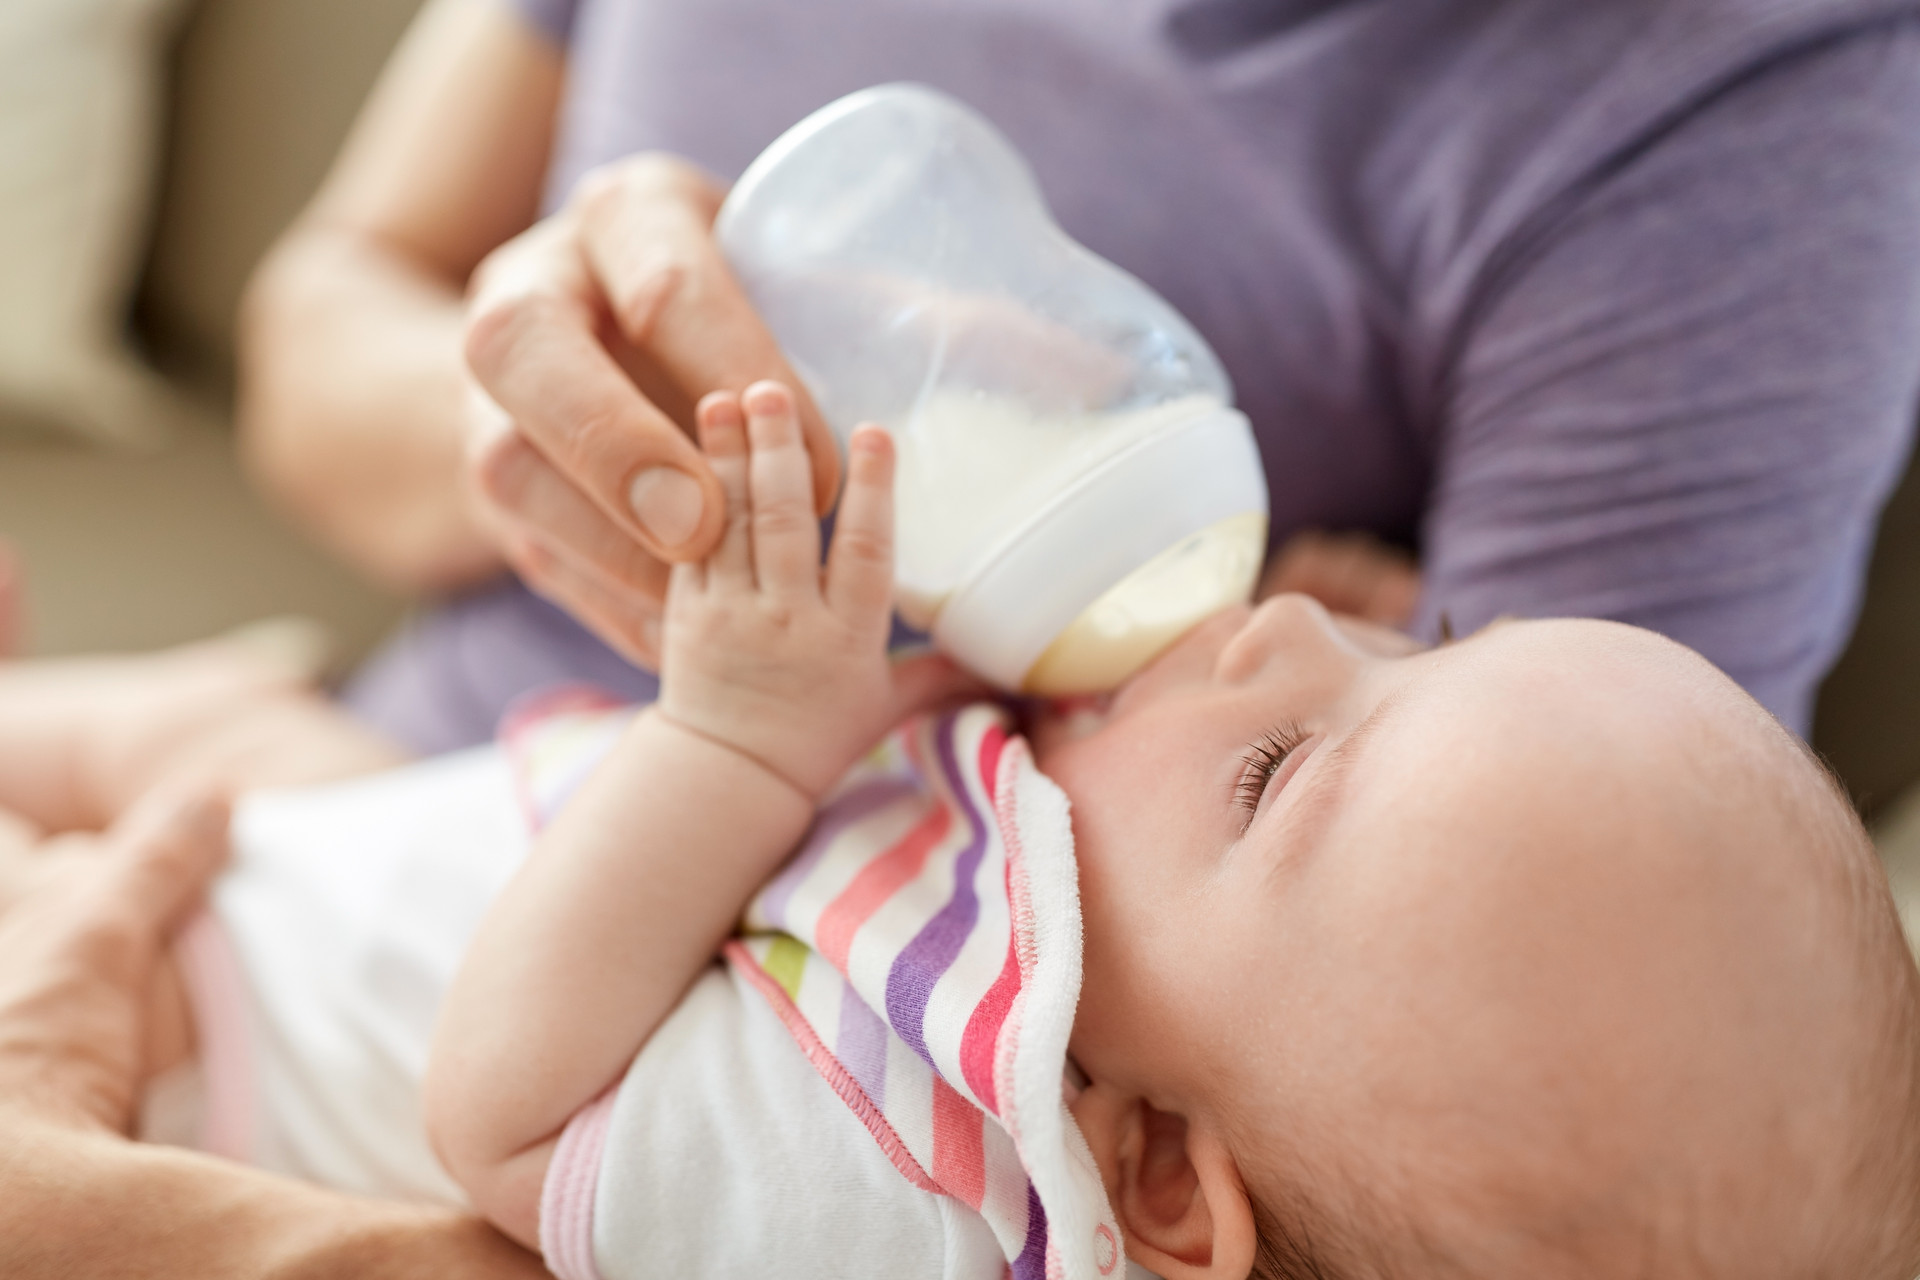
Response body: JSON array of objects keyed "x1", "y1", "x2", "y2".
[
  {"x1": 826, "y1": 424, "x2": 895, "y2": 624},
  {"x1": 465, "y1": 220, "x2": 725, "y2": 563},
  {"x1": 742, "y1": 382, "x2": 822, "y2": 597},
  {"x1": 1259, "y1": 529, "x2": 1419, "y2": 627},
  {"x1": 0, "y1": 792, "x2": 226, "y2": 1135},
  {"x1": 515, "y1": 537, "x2": 664, "y2": 669},
  {"x1": 572, "y1": 155, "x2": 842, "y2": 516},
  {"x1": 93, "y1": 789, "x2": 230, "y2": 941},
  {"x1": 469, "y1": 421, "x2": 671, "y2": 603},
  {"x1": 1360, "y1": 558, "x2": 1421, "y2": 627}
]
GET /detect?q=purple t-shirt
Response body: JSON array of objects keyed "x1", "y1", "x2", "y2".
[{"x1": 348, "y1": 0, "x2": 1920, "y2": 749}]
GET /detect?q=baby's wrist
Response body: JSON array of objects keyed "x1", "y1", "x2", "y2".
[{"x1": 646, "y1": 707, "x2": 818, "y2": 808}]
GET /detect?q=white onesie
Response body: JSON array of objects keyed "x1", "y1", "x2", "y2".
[{"x1": 155, "y1": 744, "x2": 1002, "y2": 1277}]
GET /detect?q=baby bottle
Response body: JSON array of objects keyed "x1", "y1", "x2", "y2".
[{"x1": 716, "y1": 84, "x2": 1269, "y2": 695}]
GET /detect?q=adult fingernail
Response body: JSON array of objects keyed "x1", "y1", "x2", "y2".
[{"x1": 628, "y1": 467, "x2": 704, "y2": 548}]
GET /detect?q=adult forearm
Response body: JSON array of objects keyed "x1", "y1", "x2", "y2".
[
  {"x1": 238, "y1": 225, "x2": 502, "y2": 593},
  {"x1": 0, "y1": 1116, "x2": 545, "y2": 1280}
]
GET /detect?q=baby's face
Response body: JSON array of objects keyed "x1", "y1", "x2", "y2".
[
  {"x1": 1035, "y1": 593, "x2": 1463, "y2": 1132},
  {"x1": 1035, "y1": 596, "x2": 1871, "y2": 1263}
]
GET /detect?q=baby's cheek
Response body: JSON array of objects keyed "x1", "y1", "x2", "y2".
[
  {"x1": 1075, "y1": 885, "x2": 1236, "y2": 1098},
  {"x1": 1072, "y1": 872, "x2": 1183, "y2": 1065}
]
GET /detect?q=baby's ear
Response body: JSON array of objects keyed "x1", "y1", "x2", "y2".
[{"x1": 1072, "y1": 1085, "x2": 1257, "y2": 1280}]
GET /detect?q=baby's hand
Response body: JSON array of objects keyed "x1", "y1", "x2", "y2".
[{"x1": 657, "y1": 382, "x2": 973, "y2": 799}]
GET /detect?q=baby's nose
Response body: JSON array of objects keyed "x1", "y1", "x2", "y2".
[{"x1": 1215, "y1": 592, "x2": 1345, "y2": 682}]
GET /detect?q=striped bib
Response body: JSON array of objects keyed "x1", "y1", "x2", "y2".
[{"x1": 504, "y1": 694, "x2": 1123, "y2": 1280}]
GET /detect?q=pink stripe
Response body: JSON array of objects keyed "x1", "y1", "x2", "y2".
[
  {"x1": 961, "y1": 731, "x2": 1026, "y2": 1113},
  {"x1": 725, "y1": 941, "x2": 942, "y2": 1195},
  {"x1": 959, "y1": 937, "x2": 1021, "y2": 1117},
  {"x1": 172, "y1": 910, "x2": 254, "y2": 1162},
  {"x1": 497, "y1": 683, "x2": 624, "y2": 745},
  {"x1": 932, "y1": 1075, "x2": 987, "y2": 1210},
  {"x1": 813, "y1": 805, "x2": 951, "y2": 971},
  {"x1": 757, "y1": 777, "x2": 920, "y2": 930},
  {"x1": 539, "y1": 1087, "x2": 618, "y2": 1280},
  {"x1": 975, "y1": 725, "x2": 1008, "y2": 807}
]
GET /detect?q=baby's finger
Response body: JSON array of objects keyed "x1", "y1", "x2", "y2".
[
  {"x1": 743, "y1": 382, "x2": 823, "y2": 596},
  {"x1": 471, "y1": 429, "x2": 671, "y2": 601},
  {"x1": 826, "y1": 424, "x2": 896, "y2": 624},
  {"x1": 697, "y1": 392, "x2": 753, "y2": 591}
]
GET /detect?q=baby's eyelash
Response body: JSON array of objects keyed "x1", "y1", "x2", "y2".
[{"x1": 1236, "y1": 721, "x2": 1308, "y2": 830}]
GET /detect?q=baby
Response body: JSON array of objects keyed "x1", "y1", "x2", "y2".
[{"x1": 1, "y1": 382, "x2": 1917, "y2": 1279}]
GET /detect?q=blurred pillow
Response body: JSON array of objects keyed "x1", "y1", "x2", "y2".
[{"x1": 0, "y1": 0, "x2": 194, "y2": 447}]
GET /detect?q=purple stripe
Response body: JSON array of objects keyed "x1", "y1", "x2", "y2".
[
  {"x1": 757, "y1": 776, "x2": 920, "y2": 930},
  {"x1": 836, "y1": 988, "x2": 889, "y2": 1108},
  {"x1": 1010, "y1": 1182, "x2": 1048, "y2": 1280},
  {"x1": 883, "y1": 714, "x2": 987, "y2": 1065}
]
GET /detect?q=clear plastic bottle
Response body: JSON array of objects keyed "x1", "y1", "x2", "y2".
[{"x1": 716, "y1": 83, "x2": 1269, "y2": 694}]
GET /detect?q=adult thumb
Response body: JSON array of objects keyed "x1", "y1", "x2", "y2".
[{"x1": 98, "y1": 788, "x2": 231, "y2": 939}]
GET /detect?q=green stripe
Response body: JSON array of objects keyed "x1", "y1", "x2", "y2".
[{"x1": 762, "y1": 933, "x2": 810, "y2": 1002}]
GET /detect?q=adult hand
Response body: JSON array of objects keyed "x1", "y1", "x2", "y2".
[
  {"x1": 1260, "y1": 528, "x2": 1421, "y2": 630},
  {"x1": 462, "y1": 153, "x2": 841, "y2": 669},
  {"x1": 0, "y1": 788, "x2": 226, "y2": 1134},
  {"x1": 0, "y1": 791, "x2": 551, "y2": 1280}
]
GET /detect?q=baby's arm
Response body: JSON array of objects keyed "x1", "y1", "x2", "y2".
[{"x1": 425, "y1": 383, "x2": 969, "y2": 1249}]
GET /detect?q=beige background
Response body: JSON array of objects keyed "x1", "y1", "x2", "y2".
[{"x1": 0, "y1": 0, "x2": 427, "y2": 671}]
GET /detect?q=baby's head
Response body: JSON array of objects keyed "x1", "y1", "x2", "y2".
[{"x1": 1035, "y1": 596, "x2": 1920, "y2": 1279}]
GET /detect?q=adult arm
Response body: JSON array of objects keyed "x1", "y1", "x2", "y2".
[
  {"x1": 0, "y1": 791, "x2": 546, "y2": 1280},
  {"x1": 2, "y1": 1129, "x2": 543, "y2": 1280},
  {"x1": 1420, "y1": 25, "x2": 1920, "y2": 732},
  {"x1": 239, "y1": 0, "x2": 838, "y2": 667},
  {"x1": 238, "y1": 0, "x2": 557, "y2": 593}
]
